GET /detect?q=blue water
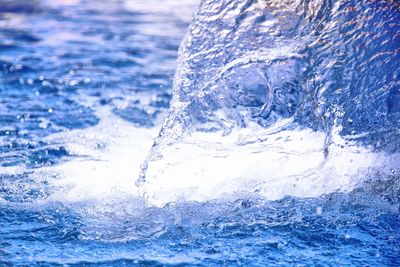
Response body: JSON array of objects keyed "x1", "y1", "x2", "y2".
[{"x1": 1, "y1": 0, "x2": 400, "y2": 266}]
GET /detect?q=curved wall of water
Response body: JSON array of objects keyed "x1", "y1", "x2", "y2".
[{"x1": 139, "y1": 0, "x2": 400, "y2": 205}]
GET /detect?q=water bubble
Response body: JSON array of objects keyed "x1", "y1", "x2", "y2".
[
  {"x1": 39, "y1": 120, "x2": 49, "y2": 129},
  {"x1": 274, "y1": 88, "x2": 287, "y2": 102},
  {"x1": 69, "y1": 80, "x2": 78, "y2": 86},
  {"x1": 316, "y1": 206, "x2": 323, "y2": 215},
  {"x1": 42, "y1": 80, "x2": 51, "y2": 86}
]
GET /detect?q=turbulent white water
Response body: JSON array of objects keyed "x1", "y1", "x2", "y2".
[
  {"x1": 1, "y1": 0, "x2": 398, "y2": 208},
  {"x1": 0, "y1": 107, "x2": 160, "y2": 204},
  {"x1": 140, "y1": 123, "x2": 399, "y2": 205},
  {"x1": 136, "y1": 0, "x2": 400, "y2": 206},
  {"x1": 2, "y1": 108, "x2": 397, "y2": 207},
  {"x1": 1, "y1": 1, "x2": 399, "y2": 266}
]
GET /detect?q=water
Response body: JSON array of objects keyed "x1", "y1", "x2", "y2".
[
  {"x1": 1, "y1": 0, "x2": 399, "y2": 266},
  {"x1": 139, "y1": 0, "x2": 400, "y2": 205}
]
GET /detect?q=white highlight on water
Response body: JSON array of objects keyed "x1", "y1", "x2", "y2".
[
  {"x1": 34, "y1": 107, "x2": 159, "y2": 203},
  {"x1": 1, "y1": 109, "x2": 397, "y2": 207},
  {"x1": 141, "y1": 119, "x2": 399, "y2": 206}
]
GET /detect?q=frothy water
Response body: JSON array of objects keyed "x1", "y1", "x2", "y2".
[
  {"x1": 31, "y1": 108, "x2": 159, "y2": 203},
  {"x1": 138, "y1": 0, "x2": 400, "y2": 205},
  {"x1": 1, "y1": 0, "x2": 400, "y2": 265},
  {"x1": 141, "y1": 123, "x2": 399, "y2": 206}
]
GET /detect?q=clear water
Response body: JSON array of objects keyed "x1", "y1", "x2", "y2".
[{"x1": 1, "y1": 0, "x2": 399, "y2": 266}]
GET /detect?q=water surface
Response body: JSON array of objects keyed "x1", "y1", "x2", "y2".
[{"x1": 1, "y1": 0, "x2": 400, "y2": 266}]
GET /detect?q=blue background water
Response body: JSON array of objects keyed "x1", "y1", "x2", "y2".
[{"x1": 1, "y1": 0, "x2": 400, "y2": 266}]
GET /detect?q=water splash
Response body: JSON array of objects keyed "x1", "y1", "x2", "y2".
[
  {"x1": 138, "y1": 0, "x2": 400, "y2": 205},
  {"x1": 1, "y1": 1, "x2": 400, "y2": 265}
]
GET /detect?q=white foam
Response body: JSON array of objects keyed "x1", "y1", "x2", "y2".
[
  {"x1": 3, "y1": 106, "x2": 397, "y2": 207},
  {"x1": 32, "y1": 107, "x2": 160, "y2": 203},
  {"x1": 141, "y1": 122, "x2": 400, "y2": 206}
]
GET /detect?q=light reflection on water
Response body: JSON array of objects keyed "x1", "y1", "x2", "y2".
[{"x1": 0, "y1": 0, "x2": 399, "y2": 266}]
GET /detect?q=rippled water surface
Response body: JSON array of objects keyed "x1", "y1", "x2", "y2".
[{"x1": 1, "y1": 0, "x2": 400, "y2": 266}]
